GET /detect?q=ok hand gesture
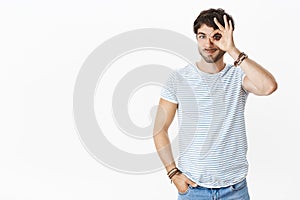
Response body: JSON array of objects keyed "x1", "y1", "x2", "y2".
[{"x1": 210, "y1": 15, "x2": 236, "y2": 53}]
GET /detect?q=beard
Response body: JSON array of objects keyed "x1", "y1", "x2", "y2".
[{"x1": 198, "y1": 47, "x2": 226, "y2": 63}]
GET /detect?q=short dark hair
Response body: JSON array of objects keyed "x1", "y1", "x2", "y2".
[{"x1": 193, "y1": 8, "x2": 235, "y2": 34}]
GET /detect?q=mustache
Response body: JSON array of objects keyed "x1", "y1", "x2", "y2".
[{"x1": 204, "y1": 48, "x2": 218, "y2": 51}]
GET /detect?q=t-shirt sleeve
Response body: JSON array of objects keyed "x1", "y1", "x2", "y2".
[
  {"x1": 160, "y1": 71, "x2": 178, "y2": 104},
  {"x1": 239, "y1": 67, "x2": 249, "y2": 95}
]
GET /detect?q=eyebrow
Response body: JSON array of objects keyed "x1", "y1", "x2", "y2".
[{"x1": 197, "y1": 32, "x2": 207, "y2": 35}]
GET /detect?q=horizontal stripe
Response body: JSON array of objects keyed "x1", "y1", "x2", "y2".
[{"x1": 160, "y1": 64, "x2": 249, "y2": 188}]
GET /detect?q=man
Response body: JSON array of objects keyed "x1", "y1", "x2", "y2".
[{"x1": 153, "y1": 8, "x2": 277, "y2": 199}]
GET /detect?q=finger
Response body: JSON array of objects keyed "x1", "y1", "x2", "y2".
[
  {"x1": 188, "y1": 180, "x2": 197, "y2": 187},
  {"x1": 229, "y1": 20, "x2": 233, "y2": 31},
  {"x1": 223, "y1": 15, "x2": 229, "y2": 29},
  {"x1": 186, "y1": 178, "x2": 197, "y2": 187},
  {"x1": 209, "y1": 29, "x2": 222, "y2": 41},
  {"x1": 209, "y1": 29, "x2": 221, "y2": 37},
  {"x1": 214, "y1": 17, "x2": 224, "y2": 31}
]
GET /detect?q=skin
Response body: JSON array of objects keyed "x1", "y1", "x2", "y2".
[{"x1": 153, "y1": 14, "x2": 278, "y2": 194}]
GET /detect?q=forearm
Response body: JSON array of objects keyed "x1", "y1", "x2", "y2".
[
  {"x1": 228, "y1": 47, "x2": 277, "y2": 94},
  {"x1": 153, "y1": 130, "x2": 176, "y2": 172}
]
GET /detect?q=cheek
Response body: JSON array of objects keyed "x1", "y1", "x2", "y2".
[
  {"x1": 197, "y1": 41, "x2": 205, "y2": 48},
  {"x1": 197, "y1": 44, "x2": 203, "y2": 51}
]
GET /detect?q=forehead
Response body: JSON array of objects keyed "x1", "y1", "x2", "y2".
[{"x1": 197, "y1": 24, "x2": 215, "y2": 34}]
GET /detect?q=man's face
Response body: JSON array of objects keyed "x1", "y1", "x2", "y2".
[{"x1": 196, "y1": 24, "x2": 225, "y2": 63}]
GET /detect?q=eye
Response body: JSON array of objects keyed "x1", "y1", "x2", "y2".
[
  {"x1": 198, "y1": 34, "x2": 206, "y2": 39},
  {"x1": 213, "y1": 33, "x2": 222, "y2": 40}
]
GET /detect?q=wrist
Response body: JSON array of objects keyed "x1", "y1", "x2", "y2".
[
  {"x1": 171, "y1": 172, "x2": 181, "y2": 181},
  {"x1": 165, "y1": 163, "x2": 177, "y2": 173},
  {"x1": 167, "y1": 167, "x2": 182, "y2": 183},
  {"x1": 227, "y1": 47, "x2": 240, "y2": 60}
]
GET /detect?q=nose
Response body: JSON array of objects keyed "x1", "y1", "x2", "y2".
[{"x1": 204, "y1": 37, "x2": 214, "y2": 47}]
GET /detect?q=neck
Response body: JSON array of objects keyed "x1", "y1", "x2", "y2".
[{"x1": 197, "y1": 58, "x2": 225, "y2": 74}]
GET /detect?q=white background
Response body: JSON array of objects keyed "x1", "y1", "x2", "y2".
[{"x1": 1, "y1": 0, "x2": 300, "y2": 199}]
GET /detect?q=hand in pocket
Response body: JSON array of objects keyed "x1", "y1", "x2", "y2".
[{"x1": 171, "y1": 173, "x2": 197, "y2": 194}]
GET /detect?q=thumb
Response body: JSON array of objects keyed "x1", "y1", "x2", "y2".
[{"x1": 187, "y1": 179, "x2": 197, "y2": 187}]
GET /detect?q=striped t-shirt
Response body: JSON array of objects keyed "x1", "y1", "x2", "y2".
[{"x1": 161, "y1": 63, "x2": 249, "y2": 188}]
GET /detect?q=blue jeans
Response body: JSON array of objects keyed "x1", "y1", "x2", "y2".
[{"x1": 178, "y1": 179, "x2": 250, "y2": 200}]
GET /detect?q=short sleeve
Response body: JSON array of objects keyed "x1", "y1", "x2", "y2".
[
  {"x1": 160, "y1": 71, "x2": 178, "y2": 104},
  {"x1": 239, "y1": 67, "x2": 249, "y2": 95}
]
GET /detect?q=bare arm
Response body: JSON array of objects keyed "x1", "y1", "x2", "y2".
[
  {"x1": 228, "y1": 48, "x2": 278, "y2": 96},
  {"x1": 153, "y1": 98, "x2": 177, "y2": 171},
  {"x1": 153, "y1": 98, "x2": 196, "y2": 193}
]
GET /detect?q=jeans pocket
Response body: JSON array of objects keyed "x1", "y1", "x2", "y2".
[
  {"x1": 178, "y1": 185, "x2": 192, "y2": 195},
  {"x1": 230, "y1": 179, "x2": 247, "y2": 192}
]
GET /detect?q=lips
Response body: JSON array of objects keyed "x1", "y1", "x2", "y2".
[{"x1": 204, "y1": 49, "x2": 217, "y2": 54}]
